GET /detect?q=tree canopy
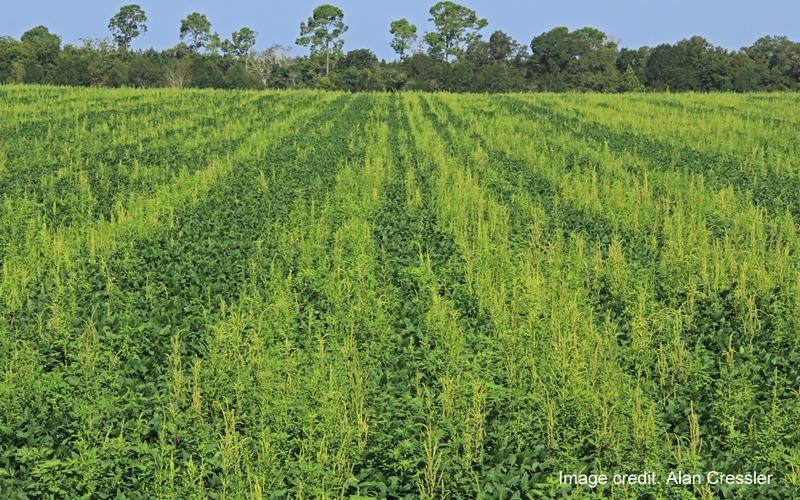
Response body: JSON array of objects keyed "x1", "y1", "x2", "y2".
[
  {"x1": 1, "y1": 1, "x2": 799, "y2": 93},
  {"x1": 225, "y1": 27, "x2": 257, "y2": 59},
  {"x1": 425, "y1": 1, "x2": 487, "y2": 62},
  {"x1": 108, "y1": 4, "x2": 147, "y2": 51},
  {"x1": 180, "y1": 13, "x2": 213, "y2": 53},
  {"x1": 296, "y1": 4, "x2": 347, "y2": 75},
  {"x1": 390, "y1": 19, "x2": 417, "y2": 59}
]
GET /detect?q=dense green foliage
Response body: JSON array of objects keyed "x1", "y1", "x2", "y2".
[
  {"x1": 108, "y1": 4, "x2": 148, "y2": 51},
  {"x1": 1, "y1": 86, "x2": 799, "y2": 498},
  {"x1": 1, "y1": 2, "x2": 800, "y2": 92}
]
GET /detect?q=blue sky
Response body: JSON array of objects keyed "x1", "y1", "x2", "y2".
[{"x1": 2, "y1": 1, "x2": 798, "y2": 60}]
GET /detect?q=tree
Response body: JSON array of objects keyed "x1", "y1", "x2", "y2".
[
  {"x1": 390, "y1": 19, "x2": 417, "y2": 60},
  {"x1": 569, "y1": 27, "x2": 621, "y2": 91},
  {"x1": 80, "y1": 38, "x2": 128, "y2": 86},
  {"x1": 530, "y1": 27, "x2": 619, "y2": 91},
  {"x1": 127, "y1": 49, "x2": 167, "y2": 87},
  {"x1": 343, "y1": 48, "x2": 378, "y2": 69},
  {"x1": 643, "y1": 43, "x2": 679, "y2": 90},
  {"x1": 425, "y1": 1, "x2": 487, "y2": 62},
  {"x1": 472, "y1": 61, "x2": 526, "y2": 92},
  {"x1": 248, "y1": 44, "x2": 292, "y2": 87},
  {"x1": 21, "y1": 26, "x2": 61, "y2": 58},
  {"x1": 296, "y1": 4, "x2": 347, "y2": 76},
  {"x1": 618, "y1": 65, "x2": 645, "y2": 92},
  {"x1": 227, "y1": 27, "x2": 257, "y2": 59},
  {"x1": 463, "y1": 39, "x2": 491, "y2": 67},
  {"x1": 744, "y1": 36, "x2": 800, "y2": 89},
  {"x1": 616, "y1": 46, "x2": 649, "y2": 82},
  {"x1": 165, "y1": 61, "x2": 191, "y2": 87},
  {"x1": 20, "y1": 26, "x2": 62, "y2": 83},
  {"x1": 645, "y1": 36, "x2": 731, "y2": 91},
  {"x1": 487, "y1": 30, "x2": 521, "y2": 61},
  {"x1": 108, "y1": 4, "x2": 147, "y2": 51},
  {"x1": 186, "y1": 55, "x2": 225, "y2": 87},
  {"x1": 402, "y1": 52, "x2": 446, "y2": 90},
  {"x1": 206, "y1": 33, "x2": 226, "y2": 56},
  {"x1": 180, "y1": 13, "x2": 213, "y2": 53},
  {"x1": 0, "y1": 36, "x2": 23, "y2": 83},
  {"x1": 336, "y1": 49, "x2": 382, "y2": 91},
  {"x1": 728, "y1": 52, "x2": 762, "y2": 91},
  {"x1": 53, "y1": 44, "x2": 92, "y2": 86},
  {"x1": 424, "y1": 33, "x2": 446, "y2": 61}
]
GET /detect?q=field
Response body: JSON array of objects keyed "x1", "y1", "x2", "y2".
[{"x1": 1, "y1": 86, "x2": 799, "y2": 498}]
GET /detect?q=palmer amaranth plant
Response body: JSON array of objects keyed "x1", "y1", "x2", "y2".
[{"x1": 0, "y1": 86, "x2": 798, "y2": 498}]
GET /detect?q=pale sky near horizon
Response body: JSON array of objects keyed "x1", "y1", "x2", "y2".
[{"x1": 1, "y1": 1, "x2": 798, "y2": 60}]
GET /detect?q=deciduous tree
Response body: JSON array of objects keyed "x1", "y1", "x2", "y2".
[
  {"x1": 487, "y1": 30, "x2": 521, "y2": 61},
  {"x1": 0, "y1": 36, "x2": 23, "y2": 82},
  {"x1": 744, "y1": 36, "x2": 800, "y2": 88},
  {"x1": 390, "y1": 19, "x2": 417, "y2": 59},
  {"x1": 530, "y1": 26, "x2": 619, "y2": 91},
  {"x1": 108, "y1": 4, "x2": 147, "y2": 51},
  {"x1": 20, "y1": 26, "x2": 61, "y2": 82},
  {"x1": 424, "y1": 1, "x2": 487, "y2": 62},
  {"x1": 249, "y1": 44, "x2": 292, "y2": 87}
]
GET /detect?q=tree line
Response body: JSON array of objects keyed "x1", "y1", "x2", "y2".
[{"x1": 1, "y1": 2, "x2": 799, "y2": 92}]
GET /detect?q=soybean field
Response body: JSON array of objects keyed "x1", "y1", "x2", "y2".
[{"x1": 1, "y1": 86, "x2": 799, "y2": 499}]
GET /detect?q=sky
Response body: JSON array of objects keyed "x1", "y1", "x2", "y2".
[{"x1": 2, "y1": 0, "x2": 799, "y2": 60}]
